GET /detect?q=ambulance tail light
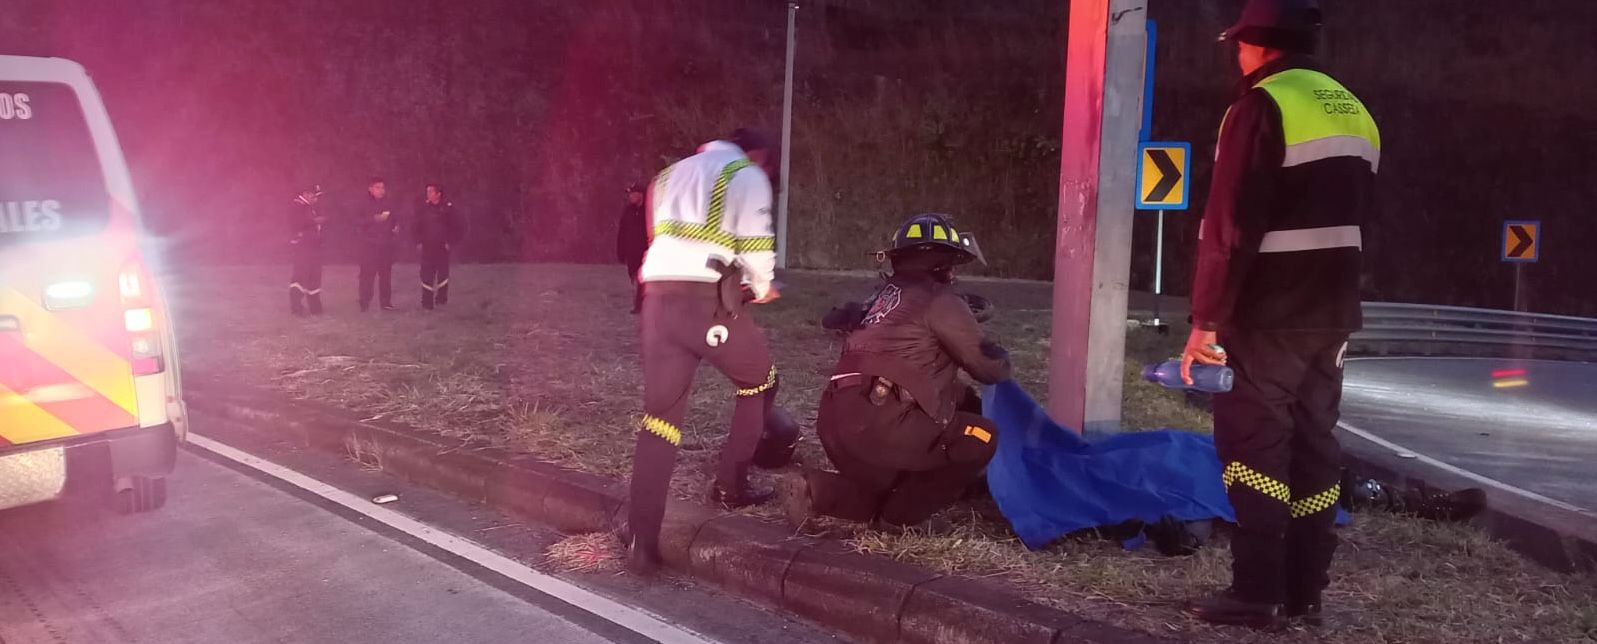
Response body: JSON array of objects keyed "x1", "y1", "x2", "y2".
[{"x1": 120, "y1": 261, "x2": 164, "y2": 375}]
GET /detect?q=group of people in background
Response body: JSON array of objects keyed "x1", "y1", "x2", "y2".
[{"x1": 286, "y1": 178, "x2": 466, "y2": 316}]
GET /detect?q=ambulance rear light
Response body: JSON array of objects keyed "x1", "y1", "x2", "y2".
[
  {"x1": 124, "y1": 307, "x2": 154, "y2": 333},
  {"x1": 43, "y1": 281, "x2": 95, "y2": 310},
  {"x1": 131, "y1": 333, "x2": 164, "y2": 376}
]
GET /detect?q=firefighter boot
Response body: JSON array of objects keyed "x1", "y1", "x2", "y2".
[
  {"x1": 708, "y1": 479, "x2": 775, "y2": 510},
  {"x1": 1186, "y1": 589, "x2": 1283, "y2": 630}
]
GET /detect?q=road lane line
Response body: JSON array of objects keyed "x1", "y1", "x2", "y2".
[
  {"x1": 185, "y1": 432, "x2": 719, "y2": 644},
  {"x1": 1336, "y1": 420, "x2": 1597, "y2": 518}
]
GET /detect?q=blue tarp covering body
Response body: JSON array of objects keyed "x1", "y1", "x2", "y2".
[
  {"x1": 982, "y1": 380, "x2": 1237, "y2": 550},
  {"x1": 982, "y1": 380, "x2": 1348, "y2": 550}
]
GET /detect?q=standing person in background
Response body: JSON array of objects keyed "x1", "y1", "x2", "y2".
[
  {"x1": 356, "y1": 177, "x2": 398, "y2": 312},
  {"x1": 616, "y1": 182, "x2": 649, "y2": 314},
  {"x1": 413, "y1": 183, "x2": 465, "y2": 310},
  {"x1": 287, "y1": 184, "x2": 326, "y2": 316}
]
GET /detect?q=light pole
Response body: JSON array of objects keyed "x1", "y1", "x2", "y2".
[{"x1": 776, "y1": 2, "x2": 798, "y2": 269}]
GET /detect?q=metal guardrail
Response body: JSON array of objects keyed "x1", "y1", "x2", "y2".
[{"x1": 1353, "y1": 302, "x2": 1597, "y2": 359}]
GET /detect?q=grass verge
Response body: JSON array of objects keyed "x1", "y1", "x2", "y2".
[{"x1": 173, "y1": 263, "x2": 1597, "y2": 642}]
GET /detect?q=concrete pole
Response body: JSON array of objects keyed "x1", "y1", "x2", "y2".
[
  {"x1": 775, "y1": 2, "x2": 798, "y2": 269},
  {"x1": 1048, "y1": 0, "x2": 1147, "y2": 433}
]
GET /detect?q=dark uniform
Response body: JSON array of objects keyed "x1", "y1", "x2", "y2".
[
  {"x1": 624, "y1": 132, "x2": 780, "y2": 573},
  {"x1": 413, "y1": 198, "x2": 465, "y2": 309},
  {"x1": 616, "y1": 186, "x2": 649, "y2": 313},
  {"x1": 287, "y1": 191, "x2": 325, "y2": 316},
  {"x1": 1187, "y1": 0, "x2": 1379, "y2": 628},
  {"x1": 357, "y1": 193, "x2": 398, "y2": 311},
  {"x1": 785, "y1": 214, "x2": 1010, "y2": 528}
]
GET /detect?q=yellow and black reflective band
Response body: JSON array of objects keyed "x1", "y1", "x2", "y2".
[
  {"x1": 641, "y1": 415, "x2": 682, "y2": 446},
  {"x1": 289, "y1": 283, "x2": 323, "y2": 295},
  {"x1": 1222, "y1": 462, "x2": 1291, "y2": 504},
  {"x1": 655, "y1": 219, "x2": 736, "y2": 248},
  {"x1": 421, "y1": 282, "x2": 436, "y2": 292},
  {"x1": 1291, "y1": 484, "x2": 1341, "y2": 518},
  {"x1": 704, "y1": 159, "x2": 753, "y2": 231},
  {"x1": 736, "y1": 366, "x2": 778, "y2": 397},
  {"x1": 734, "y1": 236, "x2": 775, "y2": 253}
]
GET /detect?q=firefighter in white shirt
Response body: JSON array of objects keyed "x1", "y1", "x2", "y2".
[{"x1": 623, "y1": 129, "x2": 781, "y2": 574}]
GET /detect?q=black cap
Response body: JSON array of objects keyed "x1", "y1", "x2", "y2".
[
  {"x1": 1220, "y1": 0, "x2": 1321, "y2": 53},
  {"x1": 728, "y1": 128, "x2": 771, "y2": 154}
]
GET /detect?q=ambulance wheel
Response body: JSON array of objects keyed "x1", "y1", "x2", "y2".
[{"x1": 113, "y1": 476, "x2": 168, "y2": 514}]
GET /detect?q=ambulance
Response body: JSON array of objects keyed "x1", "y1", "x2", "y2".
[{"x1": 0, "y1": 55, "x2": 186, "y2": 513}]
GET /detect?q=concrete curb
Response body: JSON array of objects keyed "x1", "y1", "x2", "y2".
[
  {"x1": 184, "y1": 379, "x2": 1172, "y2": 644},
  {"x1": 1337, "y1": 425, "x2": 1597, "y2": 573}
]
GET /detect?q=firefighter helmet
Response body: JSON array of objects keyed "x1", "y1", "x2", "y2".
[{"x1": 888, "y1": 213, "x2": 981, "y2": 265}]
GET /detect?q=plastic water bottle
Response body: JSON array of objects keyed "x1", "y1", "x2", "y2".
[{"x1": 1142, "y1": 360, "x2": 1234, "y2": 393}]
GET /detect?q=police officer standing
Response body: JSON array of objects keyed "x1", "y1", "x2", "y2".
[
  {"x1": 413, "y1": 183, "x2": 465, "y2": 310},
  {"x1": 287, "y1": 185, "x2": 327, "y2": 316},
  {"x1": 616, "y1": 183, "x2": 649, "y2": 314},
  {"x1": 1181, "y1": 0, "x2": 1379, "y2": 628},
  {"x1": 356, "y1": 177, "x2": 398, "y2": 311},
  {"x1": 623, "y1": 129, "x2": 781, "y2": 574},
  {"x1": 778, "y1": 214, "x2": 1010, "y2": 530}
]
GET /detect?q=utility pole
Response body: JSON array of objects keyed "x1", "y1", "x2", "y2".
[
  {"x1": 1047, "y1": 0, "x2": 1147, "y2": 433},
  {"x1": 776, "y1": 2, "x2": 798, "y2": 269}
]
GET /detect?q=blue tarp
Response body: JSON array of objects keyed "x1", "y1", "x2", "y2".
[
  {"x1": 982, "y1": 380, "x2": 1348, "y2": 551},
  {"x1": 982, "y1": 380, "x2": 1236, "y2": 550}
]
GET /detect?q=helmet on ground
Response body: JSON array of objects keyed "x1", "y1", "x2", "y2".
[
  {"x1": 887, "y1": 213, "x2": 982, "y2": 265},
  {"x1": 1220, "y1": 0, "x2": 1321, "y2": 53}
]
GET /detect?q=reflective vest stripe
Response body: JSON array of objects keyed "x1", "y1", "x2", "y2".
[
  {"x1": 653, "y1": 159, "x2": 752, "y2": 250},
  {"x1": 1258, "y1": 225, "x2": 1362, "y2": 253},
  {"x1": 1284, "y1": 135, "x2": 1381, "y2": 172},
  {"x1": 704, "y1": 159, "x2": 752, "y2": 231}
]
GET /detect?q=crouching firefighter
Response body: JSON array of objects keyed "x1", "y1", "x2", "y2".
[
  {"x1": 780, "y1": 213, "x2": 1011, "y2": 530},
  {"x1": 622, "y1": 128, "x2": 783, "y2": 574},
  {"x1": 288, "y1": 185, "x2": 326, "y2": 316}
]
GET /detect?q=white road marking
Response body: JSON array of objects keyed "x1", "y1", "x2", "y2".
[
  {"x1": 1339, "y1": 356, "x2": 1597, "y2": 519},
  {"x1": 186, "y1": 433, "x2": 719, "y2": 644}
]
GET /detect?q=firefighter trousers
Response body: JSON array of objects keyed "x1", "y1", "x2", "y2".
[
  {"x1": 1213, "y1": 330, "x2": 1349, "y2": 605},
  {"x1": 806, "y1": 382, "x2": 996, "y2": 526},
  {"x1": 420, "y1": 247, "x2": 451, "y2": 309},
  {"x1": 289, "y1": 251, "x2": 323, "y2": 315},
  {"x1": 627, "y1": 282, "x2": 776, "y2": 559},
  {"x1": 358, "y1": 244, "x2": 394, "y2": 309}
]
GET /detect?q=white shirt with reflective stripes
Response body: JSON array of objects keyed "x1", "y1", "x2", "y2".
[{"x1": 639, "y1": 141, "x2": 776, "y2": 298}]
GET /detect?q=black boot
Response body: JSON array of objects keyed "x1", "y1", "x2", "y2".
[
  {"x1": 708, "y1": 480, "x2": 774, "y2": 510},
  {"x1": 614, "y1": 518, "x2": 661, "y2": 577},
  {"x1": 1285, "y1": 595, "x2": 1324, "y2": 627},
  {"x1": 1186, "y1": 589, "x2": 1283, "y2": 629}
]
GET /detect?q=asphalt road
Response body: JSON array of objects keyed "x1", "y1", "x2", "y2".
[
  {"x1": 0, "y1": 428, "x2": 836, "y2": 644},
  {"x1": 1340, "y1": 357, "x2": 1597, "y2": 512}
]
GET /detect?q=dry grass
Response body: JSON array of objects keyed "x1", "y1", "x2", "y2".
[
  {"x1": 545, "y1": 532, "x2": 625, "y2": 575},
  {"x1": 172, "y1": 263, "x2": 1597, "y2": 642}
]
